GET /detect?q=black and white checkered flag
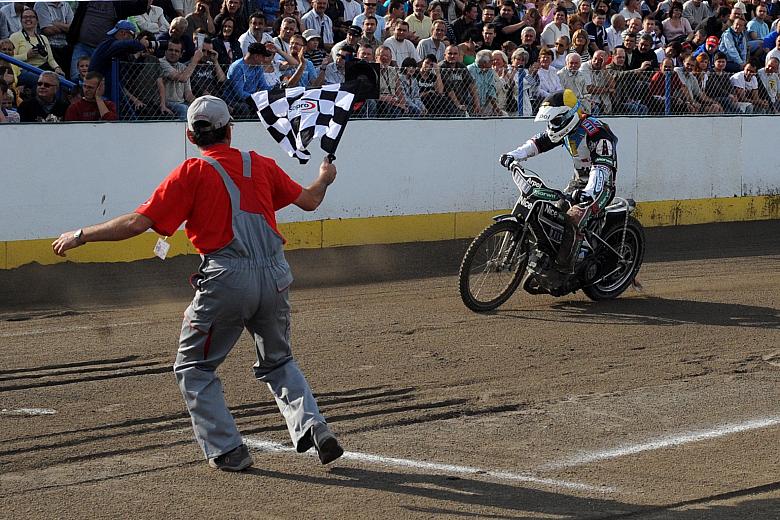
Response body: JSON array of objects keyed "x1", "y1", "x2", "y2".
[{"x1": 252, "y1": 82, "x2": 358, "y2": 164}]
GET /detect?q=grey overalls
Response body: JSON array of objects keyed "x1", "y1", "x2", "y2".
[{"x1": 173, "y1": 151, "x2": 326, "y2": 459}]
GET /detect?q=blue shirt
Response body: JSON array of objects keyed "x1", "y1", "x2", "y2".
[{"x1": 227, "y1": 58, "x2": 271, "y2": 100}]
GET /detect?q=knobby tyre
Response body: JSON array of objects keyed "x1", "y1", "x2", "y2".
[
  {"x1": 458, "y1": 220, "x2": 529, "y2": 312},
  {"x1": 583, "y1": 216, "x2": 645, "y2": 301}
]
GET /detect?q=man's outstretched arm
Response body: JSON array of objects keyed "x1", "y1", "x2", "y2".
[{"x1": 52, "y1": 213, "x2": 154, "y2": 257}]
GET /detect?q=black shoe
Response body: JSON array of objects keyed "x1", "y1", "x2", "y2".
[
  {"x1": 296, "y1": 429, "x2": 314, "y2": 453},
  {"x1": 208, "y1": 444, "x2": 253, "y2": 472},
  {"x1": 312, "y1": 424, "x2": 344, "y2": 465}
]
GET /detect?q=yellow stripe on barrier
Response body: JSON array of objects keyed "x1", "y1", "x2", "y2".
[{"x1": 3, "y1": 196, "x2": 778, "y2": 269}]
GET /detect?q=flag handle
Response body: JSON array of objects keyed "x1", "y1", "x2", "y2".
[{"x1": 327, "y1": 153, "x2": 336, "y2": 163}]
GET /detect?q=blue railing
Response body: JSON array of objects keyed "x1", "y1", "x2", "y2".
[{"x1": 0, "y1": 52, "x2": 77, "y2": 91}]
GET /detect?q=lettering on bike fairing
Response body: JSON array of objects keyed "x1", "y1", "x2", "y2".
[{"x1": 532, "y1": 188, "x2": 559, "y2": 201}]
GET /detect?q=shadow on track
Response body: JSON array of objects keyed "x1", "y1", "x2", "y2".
[
  {"x1": 494, "y1": 296, "x2": 780, "y2": 330},
  {"x1": 244, "y1": 466, "x2": 780, "y2": 520}
]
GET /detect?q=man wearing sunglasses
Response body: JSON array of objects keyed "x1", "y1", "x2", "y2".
[{"x1": 18, "y1": 70, "x2": 68, "y2": 122}]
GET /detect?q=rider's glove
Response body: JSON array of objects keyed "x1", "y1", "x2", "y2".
[{"x1": 499, "y1": 154, "x2": 516, "y2": 169}]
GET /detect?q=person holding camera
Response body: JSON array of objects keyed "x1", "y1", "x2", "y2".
[
  {"x1": 10, "y1": 8, "x2": 64, "y2": 90},
  {"x1": 191, "y1": 35, "x2": 227, "y2": 97}
]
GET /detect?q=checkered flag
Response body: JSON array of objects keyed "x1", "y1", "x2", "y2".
[{"x1": 252, "y1": 82, "x2": 359, "y2": 164}]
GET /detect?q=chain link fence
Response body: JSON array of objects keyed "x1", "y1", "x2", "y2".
[{"x1": 112, "y1": 59, "x2": 780, "y2": 121}]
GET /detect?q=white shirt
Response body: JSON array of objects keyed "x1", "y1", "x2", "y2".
[
  {"x1": 239, "y1": 30, "x2": 272, "y2": 55},
  {"x1": 766, "y1": 48, "x2": 780, "y2": 65},
  {"x1": 619, "y1": 7, "x2": 642, "y2": 21},
  {"x1": 758, "y1": 68, "x2": 779, "y2": 102},
  {"x1": 302, "y1": 10, "x2": 334, "y2": 44},
  {"x1": 341, "y1": 0, "x2": 363, "y2": 23},
  {"x1": 171, "y1": 0, "x2": 195, "y2": 16},
  {"x1": 536, "y1": 66, "x2": 563, "y2": 98},
  {"x1": 130, "y1": 5, "x2": 170, "y2": 36},
  {"x1": 605, "y1": 26, "x2": 623, "y2": 51},
  {"x1": 417, "y1": 37, "x2": 446, "y2": 62},
  {"x1": 730, "y1": 70, "x2": 758, "y2": 91},
  {"x1": 540, "y1": 22, "x2": 570, "y2": 48},
  {"x1": 383, "y1": 36, "x2": 420, "y2": 64}
]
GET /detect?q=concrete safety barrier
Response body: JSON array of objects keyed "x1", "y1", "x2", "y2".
[{"x1": 2, "y1": 117, "x2": 778, "y2": 269}]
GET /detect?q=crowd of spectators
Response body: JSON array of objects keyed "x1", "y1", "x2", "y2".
[{"x1": 1, "y1": 0, "x2": 779, "y2": 123}]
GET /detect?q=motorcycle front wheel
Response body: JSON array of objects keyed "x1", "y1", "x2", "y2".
[{"x1": 458, "y1": 220, "x2": 529, "y2": 312}]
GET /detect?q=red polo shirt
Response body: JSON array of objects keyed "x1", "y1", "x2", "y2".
[{"x1": 135, "y1": 144, "x2": 303, "y2": 254}]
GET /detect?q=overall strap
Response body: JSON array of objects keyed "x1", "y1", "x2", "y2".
[{"x1": 200, "y1": 154, "x2": 250, "y2": 217}]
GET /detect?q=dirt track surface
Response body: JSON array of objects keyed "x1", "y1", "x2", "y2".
[{"x1": 1, "y1": 221, "x2": 778, "y2": 519}]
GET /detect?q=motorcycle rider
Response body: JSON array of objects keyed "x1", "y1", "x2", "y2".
[{"x1": 500, "y1": 88, "x2": 618, "y2": 275}]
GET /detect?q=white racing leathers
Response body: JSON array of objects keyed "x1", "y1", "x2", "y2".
[{"x1": 506, "y1": 115, "x2": 618, "y2": 272}]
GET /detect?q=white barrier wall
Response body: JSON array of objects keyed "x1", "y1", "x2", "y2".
[{"x1": 3, "y1": 117, "x2": 779, "y2": 242}]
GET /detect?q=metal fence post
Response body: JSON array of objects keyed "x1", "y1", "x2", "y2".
[
  {"x1": 664, "y1": 70, "x2": 671, "y2": 115},
  {"x1": 517, "y1": 68, "x2": 526, "y2": 117},
  {"x1": 111, "y1": 58, "x2": 119, "y2": 106}
]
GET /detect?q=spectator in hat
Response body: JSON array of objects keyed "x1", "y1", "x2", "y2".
[
  {"x1": 302, "y1": 28, "x2": 329, "y2": 67},
  {"x1": 225, "y1": 41, "x2": 273, "y2": 116},
  {"x1": 89, "y1": 20, "x2": 156, "y2": 97},
  {"x1": 331, "y1": 24, "x2": 362, "y2": 60},
  {"x1": 323, "y1": 43, "x2": 353, "y2": 83},
  {"x1": 384, "y1": 20, "x2": 420, "y2": 64},
  {"x1": 693, "y1": 34, "x2": 719, "y2": 70}
]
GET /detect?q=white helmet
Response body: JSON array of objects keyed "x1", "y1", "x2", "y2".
[{"x1": 534, "y1": 89, "x2": 583, "y2": 143}]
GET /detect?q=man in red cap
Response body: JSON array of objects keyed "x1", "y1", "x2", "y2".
[{"x1": 693, "y1": 34, "x2": 720, "y2": 70}]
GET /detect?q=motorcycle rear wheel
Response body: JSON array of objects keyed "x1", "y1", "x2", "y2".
[
  {"x1": 583, "y1": 216, "x2": 645, "y2": 301},
  {"x1": 458, "y1": 220, "x2": 529, "y2": 312}
]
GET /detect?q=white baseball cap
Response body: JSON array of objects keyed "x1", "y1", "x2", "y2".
[{"x1": 187, "y1": 95, "x2": 232, "y2": 132}]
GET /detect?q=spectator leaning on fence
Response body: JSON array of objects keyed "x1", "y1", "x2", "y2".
[
  {"x1": 122, "y1": 31, "x2": 169, "y2": 119},
  {"x1": 226, "y1": 42, "x2": 273, "y2": 114},
  {"x1": 676, "y1": 54, "x2": 723, "y2": 112},
  {"x1": 160, "y1": 39, "x2": 199, "y2": 119},
  {"x1": 730, "y1": 60, "x2": 769, "y2": 113},
  {"x1": 467, "y1": 49, "x2": 498, "y2": 115},
  {"x1": 704, "y1": 51, "x2": 739, "y2": 112},
  {"x1": 558, "y1": 51, "x2": 591, "y2": 111},
  {"x1": 18, "y1": 70, "x2": 68, "y2": 122},
  {"x1": 440, "y1": 44, "x2": 479, "y2": 115},
  {"x1": 375, "y1": 44, "x2": 407, "y2": 116},
  {"x1": 191, "y1": 35, "x2": 228, "y2": 97},
  {"x1": 757, "y1": 57, "x2": 780, "y2": 112},
  {"x1": 65, "y1": 71, "x2": 118, "y2": 121},
  {"x1": 89, "y1": 20, "x2": 153, "y2": 98},
  {"x1": 581, "y1": 49, "x2": 614, "y2": 114}
]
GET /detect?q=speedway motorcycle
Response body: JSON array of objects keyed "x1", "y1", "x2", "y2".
[{"x1": 458, "y1": 163, "x2": 645, "y2": 312}]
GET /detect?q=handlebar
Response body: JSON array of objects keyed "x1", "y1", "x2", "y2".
[{"x1": 508, "y1": 161, "x2": 572, "y2": 203}]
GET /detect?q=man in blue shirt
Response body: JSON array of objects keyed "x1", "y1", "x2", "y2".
[{"x1": 226, "y1": 41, "x2": 272, "y2": 115}]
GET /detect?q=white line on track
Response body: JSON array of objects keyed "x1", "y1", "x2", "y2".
[
  {"x1": 242, "y1": 437, "x2": 615, "y2": 493},
  {"x1": 0, "y1": 321, "x2": 153, "y2": 338},
  {"x1": 541, "y1": 415, "x2": 780, "y2": 470},
  {"x1": 0, "y1": 408, "x2": 57, "y2": 416}
]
